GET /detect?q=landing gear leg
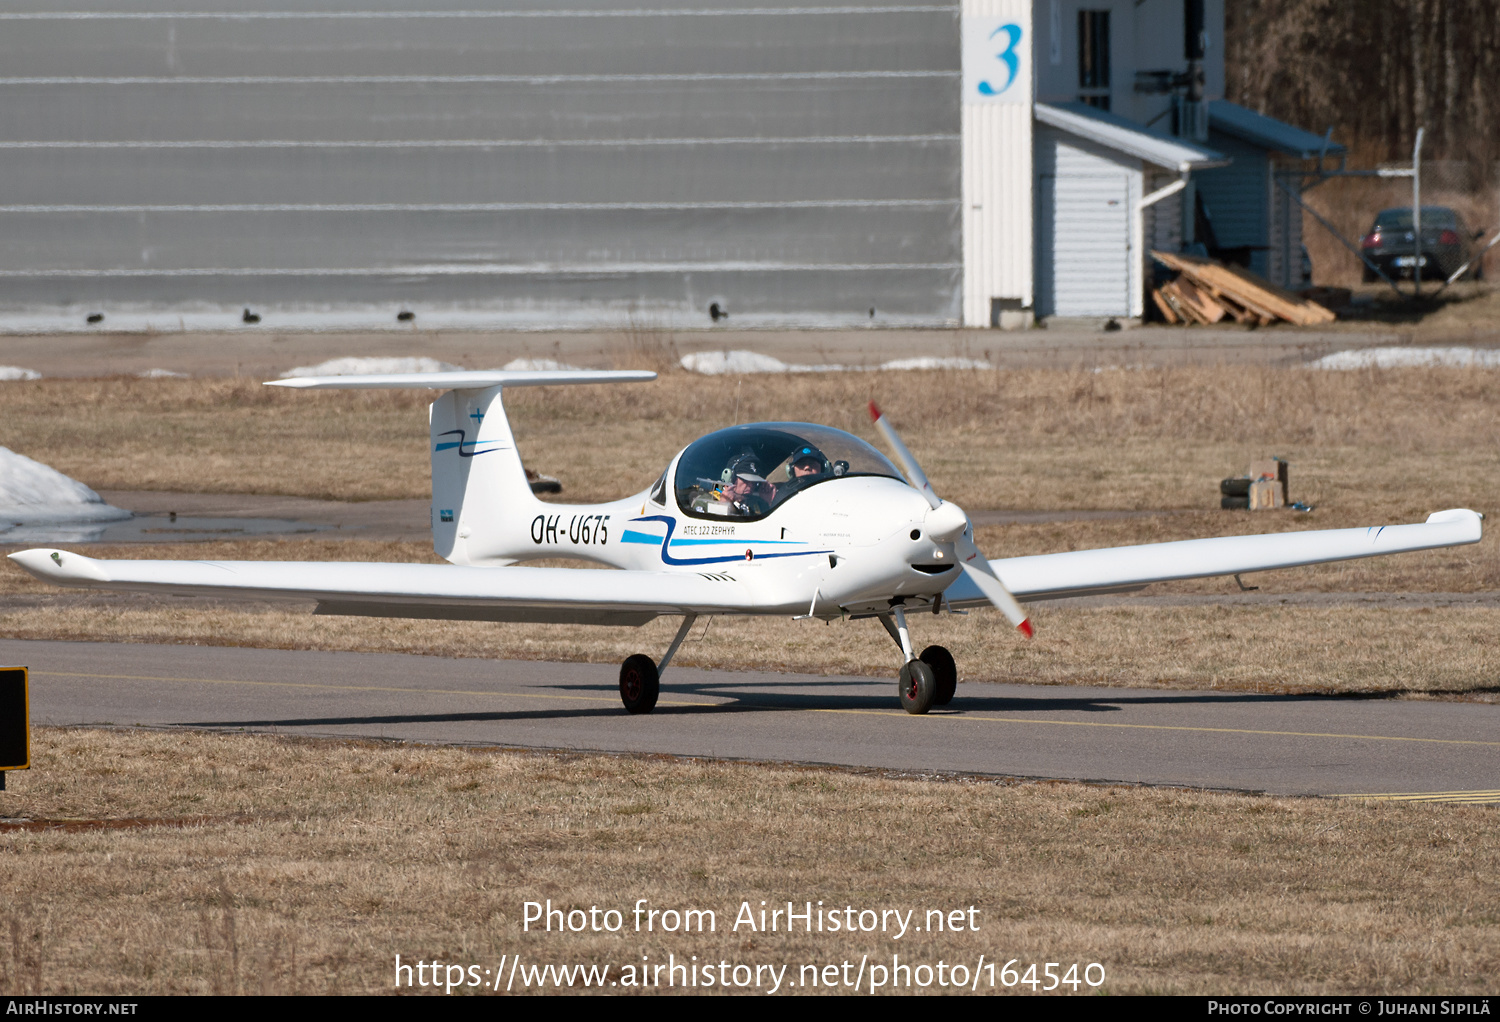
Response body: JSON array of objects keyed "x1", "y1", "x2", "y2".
[
  {"x1": 880, "y1": 604, "x2": 936, "y2": 715},
  {"x1": 619, "y1": 613, "x2": 698, "y2": 715}
]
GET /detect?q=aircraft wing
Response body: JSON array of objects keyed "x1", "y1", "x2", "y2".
[
  {"x1": 5, "y1": 551, "x2": 755, "y2": 626},
  {"x1": 947, "y1": 509, "x2": 1484, "y2": 605}
]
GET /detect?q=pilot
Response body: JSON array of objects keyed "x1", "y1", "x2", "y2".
[{"x1": 716, "y1": 453, "x2": 770, "y2": 517}]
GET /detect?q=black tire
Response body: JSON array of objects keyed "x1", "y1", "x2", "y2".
[
  {"x1": 1220, "y1": 477, "x2": 1251, "y2": 497},
  {"x1": 1221, "y1": 495, "x2": 1250, "y2": 510},
  {"x1": 1362, "y1": 265, "x2": 1377, "y2": 284},
  {"x1": 898, "y1": 660, "x2": 938, "y2": 715},
  {"x1": 619, "y1": 654, "x2": 660, "y2": 714},
  {"x1": 920, "y1": 645, "x2": 958, "y2": 706}
]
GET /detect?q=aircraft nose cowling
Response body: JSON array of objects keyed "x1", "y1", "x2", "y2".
[
  {"x1": 924, "y1": 501, "x2": 969, "y2": 544},
  {"x1": 824, "y1": 479, "x2": 936, "y2": 546}
]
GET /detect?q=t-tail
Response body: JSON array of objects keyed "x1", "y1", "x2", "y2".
[{"x1": 267, "y1": 369, "x2": 656, "y2": 565}]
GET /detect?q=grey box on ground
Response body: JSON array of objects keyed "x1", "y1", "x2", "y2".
[{"x1": 1221, "y1": 458, "x2": 1289, "y2": 510}]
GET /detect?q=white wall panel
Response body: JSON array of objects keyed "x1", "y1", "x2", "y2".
[{"x1": 960, "y1": 0, "x2": 1033, "y2": 326}]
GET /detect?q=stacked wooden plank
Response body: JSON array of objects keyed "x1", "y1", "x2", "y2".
[{"x1": 1150, "y1": 250, "x2": 1338, "y2": 326}]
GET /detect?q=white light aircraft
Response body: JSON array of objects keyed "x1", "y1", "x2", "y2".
[{"x1": 8, "y1": 370, "x2": 1484, "y2": 715}]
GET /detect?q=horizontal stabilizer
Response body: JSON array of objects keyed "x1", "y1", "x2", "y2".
[{"x1": 267, "y1": 369, "x2": 655, "y2": 390}]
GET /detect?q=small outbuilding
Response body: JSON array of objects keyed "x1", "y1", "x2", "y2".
[
  {"x1": 1032, "y1": 102, "x2": 1225, "y2": 320},
  {"x1": 1192, "y1": 101, "x2": 1347, "y2": 288}
]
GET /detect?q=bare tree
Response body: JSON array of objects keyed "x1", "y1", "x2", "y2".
[{"x1": 1226, "y1": 0, "x2": 1500, "y2": 181}]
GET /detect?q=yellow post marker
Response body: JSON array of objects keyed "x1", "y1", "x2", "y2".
[{"x1": 0, "y1": 666, "x2": 29, "y2": 790}]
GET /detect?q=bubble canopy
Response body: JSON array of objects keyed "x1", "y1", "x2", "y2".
[{"x1": 674, "y1": 422, "x2": 904, "y2": 521}]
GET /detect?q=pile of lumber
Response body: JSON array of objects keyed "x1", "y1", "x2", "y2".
[{"x1": 1150, "y1": 250, "x2": 1337, "y2": 326}]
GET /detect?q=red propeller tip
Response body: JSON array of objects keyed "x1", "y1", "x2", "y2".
[
  {"x1": 1017, "y1": 619, "x2": 1034, "y2": 638},
  {"x1": 867, "y1": 400, "x2": 882, "y2": 422}
]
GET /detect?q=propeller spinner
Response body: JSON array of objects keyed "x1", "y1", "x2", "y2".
[{"x1": 868, "y1": 401, "x2": 1033, "y2": 637}]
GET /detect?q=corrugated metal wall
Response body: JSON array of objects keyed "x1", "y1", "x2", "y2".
[
  {"x1": 1034, "y1": 127, "x2": 1137, "y2": 317},
  {"x1": 0, "y1": 2, "x2": 963, "y2": 328}
]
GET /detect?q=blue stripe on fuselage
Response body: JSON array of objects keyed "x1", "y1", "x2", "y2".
[
  {"x1": 628, "y1": 515, "x2": 828, "y2": 566},
  {"x1": 668, "y1": 538, "x2": 807, "y2": 547}
]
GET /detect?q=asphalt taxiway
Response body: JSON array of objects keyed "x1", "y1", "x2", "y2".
[{"x1": 5, "y1": 638, "x2": 1496, "y2": 801}]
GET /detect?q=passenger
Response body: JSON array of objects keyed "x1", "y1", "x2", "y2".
[
  {"x1": 778, "y1": 445, "x2": 832, "y2": 497},
  {"x1": 788, "y1": 446, "x2": 830, "y2": 483}
]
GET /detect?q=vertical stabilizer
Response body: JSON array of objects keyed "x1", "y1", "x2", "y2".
[{"x1": 430, "y1": 386, "x2": 537, "y2": 565}]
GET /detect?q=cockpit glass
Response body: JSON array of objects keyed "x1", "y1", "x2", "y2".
[{"x1": 674, "y1": 423, "x2": 903, "y2": 521}]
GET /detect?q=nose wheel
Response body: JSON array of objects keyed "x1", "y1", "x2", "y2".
[
  {"x1": 898, "y1": 660, "x2": 938, "y2": 714},
  {"x1": 880, "y1": 606, "x2": 960, "y2": 714}
]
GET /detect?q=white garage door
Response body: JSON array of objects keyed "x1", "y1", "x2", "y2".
[{"x1": 1036, "y1": 133, "x2": 1136, "y2": 318}]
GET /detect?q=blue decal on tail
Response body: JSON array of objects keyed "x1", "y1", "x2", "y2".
[{"x1": 435, "y1": 429, "x2": 501, "y2": 457}]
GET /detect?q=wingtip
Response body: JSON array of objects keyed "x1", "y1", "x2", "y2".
[
  {"x1": 7, "y1": 547, "x2": 109, "y2": 583},
  {"x1": 1017, "y1": 618, "x2": 1034, "y2": 639},
  {"x1": 867, "y1": 400, "x2": 882, "y2": 422}
]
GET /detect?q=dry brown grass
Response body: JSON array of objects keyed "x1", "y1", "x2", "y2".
[
  {"x1": 1, "y1": 727, "x2": 1495, "y2": 995},
  {"x1": 3, "y1": 368, "x2": 1498, "y2": 517}
]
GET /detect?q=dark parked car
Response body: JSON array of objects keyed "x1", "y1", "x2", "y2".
[{"x1": 1360, "y1": 206, "x2": 1485, "y2": 283}]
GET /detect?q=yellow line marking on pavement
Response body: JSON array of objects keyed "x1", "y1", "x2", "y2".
[
  {"x1": 1336, "y1": 790, "x2": 1500, "y2": 804},
  {"x1": 911, "y1": 712, "x2": 1500, "y2": 747},
  {"x1": 34, "y1": 670, "x2": 626, "y2": 706},
  {"x1": 35, "y1": 670, "x2": 1500, "y2": 747}
]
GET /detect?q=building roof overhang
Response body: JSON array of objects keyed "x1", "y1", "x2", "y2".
[
  {"x1": 1035, "y1": 102, "x2": 1229, "y2": 173},
  {"x1": 1207, "y1": 100, "x2": 1347, "y2": 159}
]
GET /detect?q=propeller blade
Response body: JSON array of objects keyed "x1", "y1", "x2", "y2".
[
  {"x1": 956, "y1": 530, "x2": 1033, "y2": 637},
  {"x1": 868, "y1": 401, "x2": 940, "y2": 509},
  {"x1": 868, "y1": 400, "x2": 1032, "y2": 638}
]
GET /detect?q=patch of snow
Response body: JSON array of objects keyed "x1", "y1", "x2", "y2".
[
  {"x1": 136, "y1": 368, "x2": 189, "y2": 379},
  {"x1": 279, "y1": 356, "x2": 464, "y2": 378},
  {"x1": 0, "y1": 447, "x2": 132, "y2": 540},
  {"x1": 681, "y1": 350, "x2": 993, "y2": 375},
  {"x1": 1308, "y1": 347, "x2": 1500, "y2": 370},
  {"x1": 0, "y1": 366, "x2": 41, "y2": 381},
  {"x1": 681, "y1": 351, "x2": 796, "y2": 374},
  {"x1": 501, "y1": 357, "x2": 584, "y2": 371}
]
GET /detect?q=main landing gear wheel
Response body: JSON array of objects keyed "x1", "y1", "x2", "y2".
[
  {"x1": 619, "y1": 654, "x2": 660, "y2": 714},
  {"x1": 921, "y1": 645, "x2": 957, "y2": 706},
  {"x1": 898, "y1": 660, "x2": 938, "y2": 715}
]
